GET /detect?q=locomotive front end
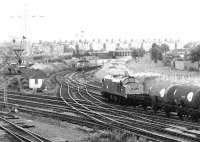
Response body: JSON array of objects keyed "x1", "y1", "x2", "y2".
[
  {"x1": 101, "y1": 74, "x2": 149, "y2": 106},
  {"x1": 122, "y1": 77, "x2": 144, "y2": 96}
]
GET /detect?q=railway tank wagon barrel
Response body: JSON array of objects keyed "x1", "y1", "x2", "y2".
[
  {"x1": 163, "y1": 84, "x2": 181, "y2": 109},
  {"x1": 146, "y1": 79, "x2": 173, "y2": 113},
  {"x1": 161, "y1": 84, "x2": 183, "y2": 116},
  {"x1": 172, "y1": 84, "x2": 200, "y2": 120}
]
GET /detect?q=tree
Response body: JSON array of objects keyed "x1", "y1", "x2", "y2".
[
  {"x1": 131, "y1": 48, "x2": 145, "y2": 61},
  {"x1": 103, "y1": 43, "x2": 106, "y2": 50},
  {"x1": 190, "y1": 45, "x2": 200, "y2": 70},
  {"x1": 116, "y1": 43, "x2": 120, "y2": 50},
  {"x1": 75, "y1": 43, "x2": 80, "y2": 58},
  {"x1": 160, "y1": 43, "x2": 170, "y2": 55},
  {"x1": 183, "y1": 42, "x2": 194, "y2": 49},
  {"x1": 138, "y1": 47, "x2": 145, "y2": 57},
  {"x1": 150, "y1": 43, "x2": 162, "y2": 63},
  {"x1": 131, "y1": 48, "x2": 138, "y2": 60},
  {"x1": 89, "y1": 43, "x2": 93, "y2": 52},
  {"x1": 0, "y1": 43, "x2": 15, "y2": 66},
  {"x1": 111, "y1": 39, "x2": 114, "y2": 43}
]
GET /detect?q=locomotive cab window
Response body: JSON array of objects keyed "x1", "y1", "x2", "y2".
[
  {"x1": 123, "y1": 77, "x2": 135, "y2": 85},
  {"x1": 123, "y1": 77, "x2": 140, "y2": 91}
]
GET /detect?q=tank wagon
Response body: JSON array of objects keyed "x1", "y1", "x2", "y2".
[
  {"x1": 147, "y1": 80, "x2": 175, "y2": 114},
  {"x1": 101, "y1": 74, "x2": 151, "y2": 107},
  {"x1": 101, "y1": 74, "x2": 200, "y2": 121},
  {"x1": 149, "y1": 82, "x2": 200, "y2": 120}
]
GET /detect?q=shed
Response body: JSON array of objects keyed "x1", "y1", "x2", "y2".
[{"x1": 22, "y1": 69, "x2": 47, "y2": 89}]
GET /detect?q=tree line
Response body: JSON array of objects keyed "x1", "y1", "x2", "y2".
[
  {"x1": 146, "y1": 42, "x2": 200, "y2": 67},
  {"x1": 131, "y1": 48, "x2": 145, "y2": 61},
  {"x1": 149, "y1": 43, "x2": 170, "y2": 63},
  {"x1": 189, "y1": 44, "x2": 200, "y2": 70},
  {"x1": 131, "y1": 43, "x2": 170, "y2": 63}
]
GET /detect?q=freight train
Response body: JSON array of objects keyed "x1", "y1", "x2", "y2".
[{"x1": 101, "y1": 74, "x2": 200, "y2": 121}]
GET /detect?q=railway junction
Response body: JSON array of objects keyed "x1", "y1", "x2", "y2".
[
  {"x1": 1, "y1": 0, "x2": 200, "y2": 141},
  {"x1": 0, "y1": 55, "x2": 200, "y2": 142}
]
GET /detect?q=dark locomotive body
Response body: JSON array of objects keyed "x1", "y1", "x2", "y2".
[
  {"x1": 101, "y1": 74, "x2": 200, "y2": 121},
  {"x1": 101, "y1": 74, "x2": 151, "y2": 107}
]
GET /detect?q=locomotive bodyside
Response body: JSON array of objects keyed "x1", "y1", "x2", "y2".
[
  {"x1": 101, "y1": 74, "x2": 150, "y2": 106},
  {"x1": 102, "y1": 76, "x2": 126, "y2": 98}
]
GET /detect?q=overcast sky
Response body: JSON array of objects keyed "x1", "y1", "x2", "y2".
[{"x1": 0, "y1": 0, "x2": 200, "y2": 41}]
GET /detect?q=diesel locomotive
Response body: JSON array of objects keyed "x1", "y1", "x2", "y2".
[
  {"x1": 101, "y1": 74, "x2": 151, "y2": 108},
  {"x1": 101, "y1": 74, "x2": 200, "y2": 121}
]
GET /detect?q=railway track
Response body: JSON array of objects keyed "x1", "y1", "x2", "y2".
[
  {"x1": 1, "y1": 69, "x2": 200, "y2": 142},
  {"x1": 0, "y1": 70, "x2": 106, "y2": 141},
  {"x1": 65, "y1": 71, "x2": 200, "y2": 142},
  {"x1": 0, "y1": 100, "x2": 107, "y2": 130},
  {"x1": 2, "y1": 81, "x2": 200, "y2": 141},
  {"x1": 0, "y1": 92, "x2": 108, "y2": 130},
  {"x1": 0, "y1": 114, "x2": 52, "y2": 142},
  {"x1": 71, "y1": 72, "x2": 200, "y2": 127},
  {"x1": 60, "y1": 81, "x2": 172, "y2": 142},
  {"x1": 3, "y1": 88, "x2": 200, "y2": 138}
]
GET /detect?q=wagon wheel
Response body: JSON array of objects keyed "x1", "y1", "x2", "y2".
[
  {"x1": 142, "y1": 103, "x2": 147, "y2": 110},
  {"x1": 109, "y1": 94, "x2": 113, "y2": 101},
  {"x1": 152, "y1": 105, "x2": 158, "y2": 114},
  {"x1": 152, "y1": 96, "x2": 159, "y2": 114},
  {"x1": 191, "y1": 111, "x2": 199, "y2": 122},
  {"x1": 113, "y1": 95, "x2": 118, "y2": 103},
  {"x1": 177, "y1": 107, "x2": 183, "y2": 120},
  {"x1": 164, "y1": 106, "x2": 170, "y2": 117},
  {"x1": 120, "y1": 97, "x2": 126, "y2": 105},
  {"x1": 178, "y1": 112, "x2": 183, "y2": 119}
]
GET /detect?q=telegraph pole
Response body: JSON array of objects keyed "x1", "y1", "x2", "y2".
[
  {"x1": 3, "y1": 80, "x2": 7, "y2": 107},
  {"x1": 10, "y1": 3, "x2": 45, "y2": 55},
  {"x1": 24, "y1": 4, "x2": 28, "y2": 38},
  {"x1": 3, "y1": 76, "x2": 10, "y2": 112},
  {"x1": 10, "y1": 4, "x2": 29, "y2": 39}
]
